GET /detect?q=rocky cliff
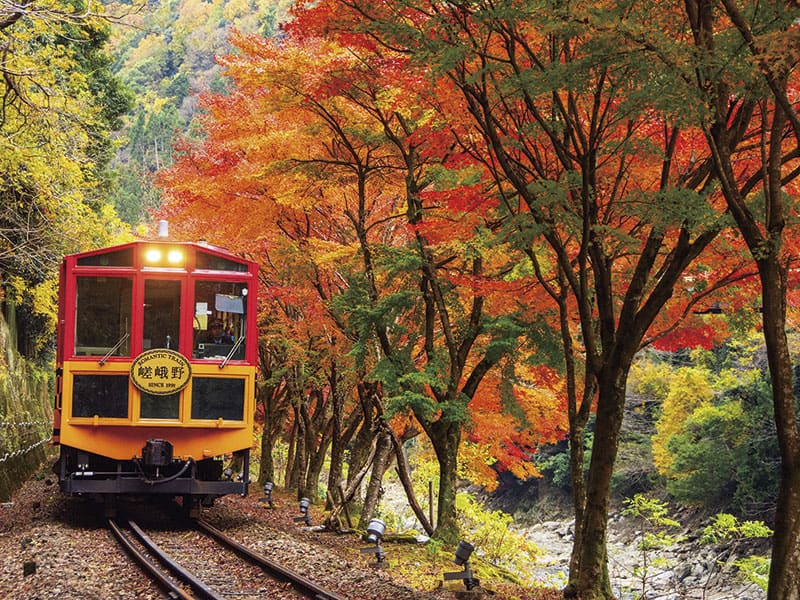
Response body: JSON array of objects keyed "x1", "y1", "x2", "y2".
[{"x1": 0, "y1": 313, "x2": 52, "y2": 501}]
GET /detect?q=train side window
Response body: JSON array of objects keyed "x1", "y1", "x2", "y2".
[
  {"x1": 140, "y1": 391, "x2": 180, "y2": 420},
  {"x1": 192, "y1": 281, "x2": 248, "y2": 359},
  {"x1": 143, "y1": 279, "x2": 181, "y2": 351},
  {"x1": 72, "y1": 374, "x2": 129, "y2": 418},
  {"x1": 74, "y1": 277, "x2": 132, "y2": 357},
  {"x1": 191, "y1": 378, "x2": 245, "y2": 421}
]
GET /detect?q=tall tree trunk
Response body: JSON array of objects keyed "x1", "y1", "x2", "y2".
[
  {"x1": 259, "y1": 424, "x2": 276, "y2": 487},
  {"x1": 347, "y1": 382, "x2": 378, "y2": 508},
  {"x1": 257, "y1": 382, "x2": 289, "y2": 487},
  {"x1": 358, "y1": 429, "x2": 393, "y2": 529},
  {"x1": 760, "y1": 262, "x2": 800, "y2": 599},
  {"x1": 284, "y1": 414, "x2": 297, "y2": 489},
  {"x1": 575, "y1": 370, "x2": 629, "y2": 599},
  {"x1": 327, "y1": 404, "x2": 362, "y2": 509},
  {"x1": 326, "y1": 362, "x2": 344, "y2": 510},
  {"x1": 305, "y1": 420, "x2": 333, "y2": 501},
  {"x1": 387, "y1": 427, "x2": 434, "y2": 535},
  {"x1": 287, "y1": 403, "x2": 307, "y2": 496},
  {"x1": 567, "y1": 421, "x2": 587, "y2": 583},
  {"x1": 428, "y1": 420, "x2": 461, "y2": 543}
]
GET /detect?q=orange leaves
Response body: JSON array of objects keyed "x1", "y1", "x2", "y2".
[{"x1": 461, "y1": 365, "x2": 568, "y2": 488}]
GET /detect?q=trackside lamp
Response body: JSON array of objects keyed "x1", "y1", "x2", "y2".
[
  {"x1": 261, "y1": 481, "x2": 274, "y2": 508},
  {"x1": 293, "y1": 497, "x2": 311, "y2": 526},
  {"x1": 444, "y1": 541, "x2": 480, "y2": 590},
  {"x1": 360, "y1": 518, "x2": 388, "y2": 567}
]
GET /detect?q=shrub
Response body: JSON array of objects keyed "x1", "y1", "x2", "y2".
[
  {"x1": 665, "y1": 401, "x2": 746, "y2": 505},
  {"x1": 455, "y1": 493, "x2": 541, "y2": 584}
]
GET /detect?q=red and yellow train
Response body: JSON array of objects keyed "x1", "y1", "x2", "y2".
[{"x1": 51, "y1": 232, "x2": 257, "y2": 511}]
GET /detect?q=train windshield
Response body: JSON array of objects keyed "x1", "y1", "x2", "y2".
[
  {"x1": 193, "y1": 280, "x2": 248, "y2": 360},
  {"x1": 74, "y1": 276, "x2": 132, "y2": 357},
  {"x1": 143, "y1": 279, "x2": 181, "y2": 351}
]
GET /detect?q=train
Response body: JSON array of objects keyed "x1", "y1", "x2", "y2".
[{"x1": 50, "y1": 229, "x2": 258, "y2": 513}]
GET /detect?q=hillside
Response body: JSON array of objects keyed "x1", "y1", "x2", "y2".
[{"x1": 104, "y1": 0, "x2": 293, "y2": 225}]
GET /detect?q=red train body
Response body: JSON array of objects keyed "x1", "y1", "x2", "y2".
[{"x1": 51, "y1": 237, "x2": 258, "y2": 510}]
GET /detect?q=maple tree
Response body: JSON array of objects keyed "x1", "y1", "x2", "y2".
[
  {"x1": 155, "y1": 21, "x2": 570, "y2": 542},
  {"x1": 156, "y1": 32, "x2": 411, "y2": 510},
  {"x1": 669, "y1": 2, "x2": 800, "y2": 597},
  {"x1": 284, "y1": 1, "x2": 775, "y2": 597},
  {"x1": 154, "y1": 1, "x2": 800, "y2": 596}
]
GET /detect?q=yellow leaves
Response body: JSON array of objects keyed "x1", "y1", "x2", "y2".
[
  {"x1": 307, "y1": 239, "x2": 360, "y2": 268},
  {"x1": 458, "y1": 441, "x2": 499, "y2": 491},
  {"x1": 125, "y1": 33, "x2": 168, "y2": 65},
  {"x1": 651, "y1": 366, "x2": 714, "y2": 474},
  {"x1": 29, "y1": 279, "x2": 58, "y2": 334}
]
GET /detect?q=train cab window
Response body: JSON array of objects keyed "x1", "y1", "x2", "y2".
[
  {"x1": 191, "y1": 378, "x2": 245, "y2": 421},
  {"x1": 76, "y1": 247, "x2": 134, "y2": 267},
  {"x1": 74, "y1": 277, "x2": 132, "y2": 357},
  {"x1": 192, "y1": 281, "x2": 248, "y2": 359},
  {"x1": 140, "y1": 391, "x2": 180, "y2": 420},
  {"x1": 143, "y1": 280, "x2": 181, "y2": 351},
  {"x1": 195, "y1": 251, "x2": 248, "y2": 272},
  {"x1": 72, "y1": 374, "x2": 129, "y2": 418}
]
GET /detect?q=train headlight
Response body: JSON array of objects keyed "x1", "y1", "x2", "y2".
[
  {"x1": 167, "y1": 249, "x2": 184, "y2": 265},
  {"x1": 144, "y1": 247, "x2": 184, "y2": 266}
]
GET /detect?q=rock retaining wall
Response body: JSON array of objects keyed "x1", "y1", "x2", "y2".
[{"x1": 0, "y1": 314, "x2": 52, "y2": 501}]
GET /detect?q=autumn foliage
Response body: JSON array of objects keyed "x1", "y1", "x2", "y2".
[
  {"x1": 155, "y1": 20, "x2": 574, "y2": 521},
  {"x1": 154, "y1": 0, "x2": 800, "y2": 594}
]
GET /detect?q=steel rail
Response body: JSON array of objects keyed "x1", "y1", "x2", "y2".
[
  {"x1": 107, "y1": 518, "x2": 192, "y2": 600},
  {"x1": 196, "y1": 519, "x2": 347, "y2": 600},
  {"x1": 126, "y1": 520, "x2": 226, "y2": 600}
]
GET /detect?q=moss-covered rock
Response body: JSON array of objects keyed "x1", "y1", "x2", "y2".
[{"x1": 0, "y1": 312, "x2": 53, "y2": 501}]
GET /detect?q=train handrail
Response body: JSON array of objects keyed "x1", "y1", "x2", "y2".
[
  {"x1": 219, "y1": 335, "x2": 245, "y2": 369},
  {"x1": 98, "y1": 332, "x2": 130, "y2": 365}
]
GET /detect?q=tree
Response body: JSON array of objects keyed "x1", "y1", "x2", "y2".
[
  {"x1": 0, "y1": 1, "x2": 133, "y2": 356},
  {"x1": 672, "y1": 2, "x2": 800, "y2": 596},
  {"x1": 156, "y1": 27, "x2": 567, "y2": 542},
  {"x1": 289, "y1": 2, "x2": 756, "y2": 596}
]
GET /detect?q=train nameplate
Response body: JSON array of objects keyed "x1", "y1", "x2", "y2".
[{"x1": 130, "y1": 349, "x2": 192, "y2": 395}]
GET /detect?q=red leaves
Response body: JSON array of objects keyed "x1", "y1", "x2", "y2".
[{"x1": 651, "y1": 322, "x2": 717, "y2": 352}]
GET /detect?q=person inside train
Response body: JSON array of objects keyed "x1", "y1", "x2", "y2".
[{"x1": 206, "y1": 319, "x2": 234, "y2": 344}]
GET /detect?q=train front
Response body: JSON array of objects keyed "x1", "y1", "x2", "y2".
[{"x1": 51, "y1": 239, "x2": 258, "y2": 511}]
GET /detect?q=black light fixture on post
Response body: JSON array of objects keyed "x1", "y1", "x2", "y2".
[
  {"x1": 293, "y1": 496, "x2": 312, "y2": 526},
  {"x1": 359, "y1": 518, "x2": 388, "y2": 567},
  {"x1": 261, "y1": 481, "x2": 274, "y2": 508},
  {"x1": 443, "y1": 541, "x2": 480, "y2": 591}
]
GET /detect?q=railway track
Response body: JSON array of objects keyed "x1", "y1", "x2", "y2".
[{"x1": 108, "y1": 517, "x2": 347, "y2": 600}]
